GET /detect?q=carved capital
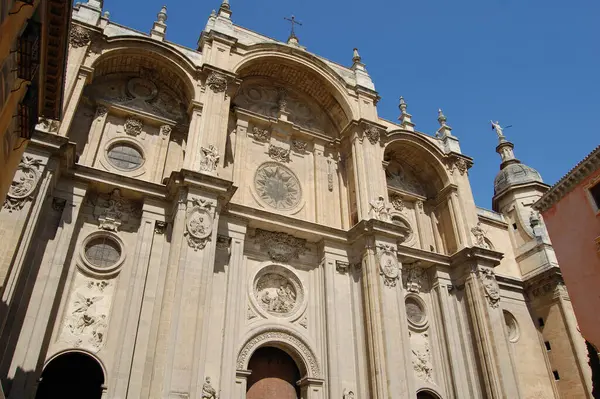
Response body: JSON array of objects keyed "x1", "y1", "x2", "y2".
[
  {"x1": 268, "y1": 144, "x2": 290, "y2": 163},
  {"x1": 253, "y1": 229, "x2": 307, "y2": 263},
  {"x1": 335, "y1": 260, "x2": 350, "y2": 273},
  {"x1": 70, "y1": 26, "x2": 91, "y2": 48},
  {"x1": 206, "y1": 72, "x2": 228, "y2": 93},
  {"x1": 252, "y1": 126, "x2": 270, "y2": 142}
]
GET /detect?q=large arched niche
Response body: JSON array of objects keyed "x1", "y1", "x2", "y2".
[
  {"x1": 385, "y1": 132, "x2": 457, "y2": 253},
  {"x1": 384, "y1": 133, "x2": 449, "y2": 199},
  {"x1": 236, "y1": 326, "x2": 321, "y2": 379},
  {"x1": 233, "y1": 49, "x2": 355, "y2": 135}
]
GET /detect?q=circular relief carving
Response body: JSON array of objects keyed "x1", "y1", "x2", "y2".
[
  {"x1": 127, "y1": 77, "x2": 158, "y2": 101},
  {"x1": 254, "y1": 162, "x2": 302, "y2": 211},
  {"x1": 406, "y1": 295, "x2": 428, "y2": 329},
  {"x1": 503, "y1": 310, "x2": 520, "y2": 343},
  {"x1": 186, "y1": 207, "x2": 213, "y2": 240},
  {"x1": 253, "y1": 265, "x2": 304, "y2": 318}
]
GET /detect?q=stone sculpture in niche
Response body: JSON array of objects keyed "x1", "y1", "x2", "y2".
[
  {"x1": 3, "y1": 156, "x2": 42, "y2": 212},
  {"x1": 254, "y1": 162, "x2": 302, "y2": 211},
  {"x1": 206, "y1": 72, "x2": 228, "y2": 93},
  {"x1": 124, "y1": 116, "x2": 143, "y2": 136},
  {"x1": 403, "y1": 264, "x2": 425, "y2": 294},
  {"x1": 268, "y1": 144, "x2": 291, "y2": 163},
  {"x1": 478, "y1": 267, "x2": 500, "y2": 308},
  {"x1": 363, "y1": 126, "x2": 381, "y2": 145},
  {"x1": 233, "y1": 84, "x2": 329, "y2": 132},
  {"x1": 61, "y1": 278, "x2": 112, "y2": 351},
  {"x1": 252, "y1": 126, "x2": 270, "y2": 142},
  {"x1": 256, "y1": 273, "x2": 297, "y2": 315},
  {"x1": 471, "y1": 222, "x2": 491, "y2": 249},
  {"x1": 70, "y1": 25, "x2": 91, "y2": 48},
  {"x1": 386, "y1": 161, "x2": 426, "y2": 197},
  {"x1": 90, "y1": 188, "x2": 141, "y2": 232},
  {"x1": 253, "y1": 229, "x2": 307, "y2": 262},
  {"x1": 377, "y1": 245, "x2": 400, "y2": 288},
  {"x1": 369, "y1": 196, "x2": 391, "y2": 221},
  {"x1": 411, "y1": 332, "x2": 433, "y2": 383},
  {"x1": 85, "y1": 75, "x2": 188, "y2": 125},
  {"x1": 200, "y1": 145, "x2": 219, "y2": 174},
  {"x1": 201, "y1": 377, "x2": 217, "y2": 399},
  {"x1": 184, "y1": 198, "x2": 214, "y2": 251}
]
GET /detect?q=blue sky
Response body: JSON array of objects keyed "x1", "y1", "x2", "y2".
[{"x1": 98, "y1": 0, "x2": 599, "y2": 209}]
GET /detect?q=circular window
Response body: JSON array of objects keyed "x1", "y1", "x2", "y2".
[
  {"x1": 406, "y1": 296, "x2": 427, "y2": 327},
  {"x1": 503, "y1": 311, "x2": 520, "y2": 343},
  {"x1": 85, "y1": 236, "x2": 121, "y2": 268},
  {"x1": 107, "y1": 143, "x2": 143, "y2": 170}
]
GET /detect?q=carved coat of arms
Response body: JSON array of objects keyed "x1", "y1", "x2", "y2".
[
  {"x1": 185, "y1": 198, "x2": 214, "y2": 250},
  {"x1": 377, "y1": 245, "x2": 400, "y2": 287}
]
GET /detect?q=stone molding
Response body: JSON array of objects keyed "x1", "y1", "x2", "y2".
[{"x1": 236, "y1": 326, "x2": 321, "y2": 378}]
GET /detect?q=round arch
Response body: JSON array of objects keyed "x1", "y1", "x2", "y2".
[
  {"x1": 37, "y1": 350, "x2": 106, "y2": 399},
  {"x1": 91, "y1": 40, "x2": 196, "y2": 104},
  {"x1": 236, "y1": 326, "x2": 321, "y2": 379},
  {"x1": 416, "y1": 388, "x2": 443, "y2": 399},
  {"x1": 384, "y1": 131, "x2": 451, "y2": 197},
  {"x1": 233, "y1": 46, "x2": 357, "y2": 128}
]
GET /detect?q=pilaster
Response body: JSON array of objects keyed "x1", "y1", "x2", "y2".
[{"x1": 59, "y1": 66, "x2": 93, "y2": 137}]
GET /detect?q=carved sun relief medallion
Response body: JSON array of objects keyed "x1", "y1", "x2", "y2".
[
  {"x1": 254, "y1": 162, "x2": 302, "y2": 211},
  {"x1": 252, "y1": 265, "x2": 304, "y2": 318}
]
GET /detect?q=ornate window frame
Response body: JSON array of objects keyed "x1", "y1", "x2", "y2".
[
  {"x1": 249, "y1": 263, "x2": 307, "y2": 322},
  {"x1": 78, "y1": 231, "x2": 126, "y2": 277},
  {"x1": 100, "y1": 137, "x2": 146, "y2": 178},
  {"x1": 405, "y1": 293, "x2": 429, "y2": 331}
]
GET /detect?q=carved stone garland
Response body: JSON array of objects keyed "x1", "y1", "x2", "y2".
[
  {"x1": 403, "y1": 264, "x2": 425, "y2": 294},
  {"x1": 252, "y1": 126, "x2": 270, "y2": 142},
  {"x1": 253, "y1": 229, "x2": 307, "y2": 263},
  {"x1": 90, "y1": 188, "x2": 141, "y2": 232},
  {"x1": 184, "y1": 198, "x2": 214, "y2": 251},
  {"x1": 206, "y1": 72, "x2": 227, "y2": 93},
  {"x1": 268, "y1": 144, "x2": 290, "y2": 163},
  {"x1": 70, "y1": 26, "x2": 91, "y2": 48},
  {"x1": 389, "y1": 193, "x2": 405, "y2": 211},
  {"x1": 478, "y1": 267, "x2": 500, "y2": 308},
  {"x1": 377, "y1": 244, "x2": 400, "y2": 288},
  {"x1": 3, "y1": 156, "x2": 43, "y2": 212},
  {"x1": 291, "y1": 139, "x2": 307, "y2": 153},
  {"x1": 124, "y1": 116, "x2": 143, "y2": 136},
  {"x1": 363, "y1": 126, "x2": 381, "y2": 145}
]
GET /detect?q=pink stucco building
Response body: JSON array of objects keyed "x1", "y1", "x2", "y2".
[{"x1": 535, "y1": 146, "x2": 600, "y2": 350}]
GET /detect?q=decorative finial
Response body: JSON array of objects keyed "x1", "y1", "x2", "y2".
[
  {"x1": 397, "y1": 96, "x2": 415, "y2": 131},
  {"x1": 352, "y1": 48, "x2": 361, "y2": 63},
  {"x1": 210, "y1": 9, "x2": 217, "y2": 17},
  {"x1": 157, "y1": 5, "x2": 167, "y2": 23},
  {"x1": 103, "y1": 10, "x2": 110, "y2": 19},
  {"x1": 284, "y1": 15, "x2": 302, "y2": 45},
  {"x1": 220, "y1": 0, "x2": 230, "y2": 9},
  {"x1": 490, "y1": 120, "x2": 512, "y2": 141},
  {"x1": 437, "y1": 108, "x2": 447, "y2": 126}
]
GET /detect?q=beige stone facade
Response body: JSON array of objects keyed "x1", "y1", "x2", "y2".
[{"x1": 0, "y1": 1, "x2": 593, "y2": 398}]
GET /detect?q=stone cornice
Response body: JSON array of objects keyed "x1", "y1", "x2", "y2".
[
  {"x1": 534, "y1": 145, "x2": 600, "y2": 213},
  {"x1": 450, "y1": 246, "x2": 504, "y2": 269}
]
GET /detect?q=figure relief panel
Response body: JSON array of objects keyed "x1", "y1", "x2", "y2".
[
  {"x1": 386, "y1": 160, "x2": 427, "y2": 198},
  {"x1": 233, "y1": 80, "x2": 333, "y2": 134}
]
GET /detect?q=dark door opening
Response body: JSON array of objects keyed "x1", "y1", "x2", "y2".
[
  {"x1": 417, "y1": 391, "x2": 439, "y2": 399},
  {"x1": 246, "y1": 346, "x2": 301, "y2": 399},
  {"x1": 35, "y1": 352, "x2": 104, "y2": 399}
]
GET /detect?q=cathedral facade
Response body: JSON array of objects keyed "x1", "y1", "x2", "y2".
[{"x1": 0, "y1": 1, "x2": 593, "y2": 398}]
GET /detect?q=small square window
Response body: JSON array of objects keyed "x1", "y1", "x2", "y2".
[
  {"x1": 553, "y1": 370, "x2": 560, "y2": 380},
  {"x1": 545, "y1": 341, "x2": 552, "y2": 351},
  {"x1": 590, "y1": 182, "x2": 600, "y2": 210},
  {"x1": 538, "y1": 317, "x2": 545, "y2": 327},
  {"x1": 512, "y1": 223, "x2": 518, "y2": 230}
]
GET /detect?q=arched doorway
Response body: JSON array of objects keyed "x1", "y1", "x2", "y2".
[
  {"x1": 246, "y1": 346, "x2": 301, "y2": 399},
  {"x1": 35, "y1": 352, "x2": 104, "y2": 399},
  {"x1": 417, "y1": 390, "x2": 440, "y2": 399}
]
